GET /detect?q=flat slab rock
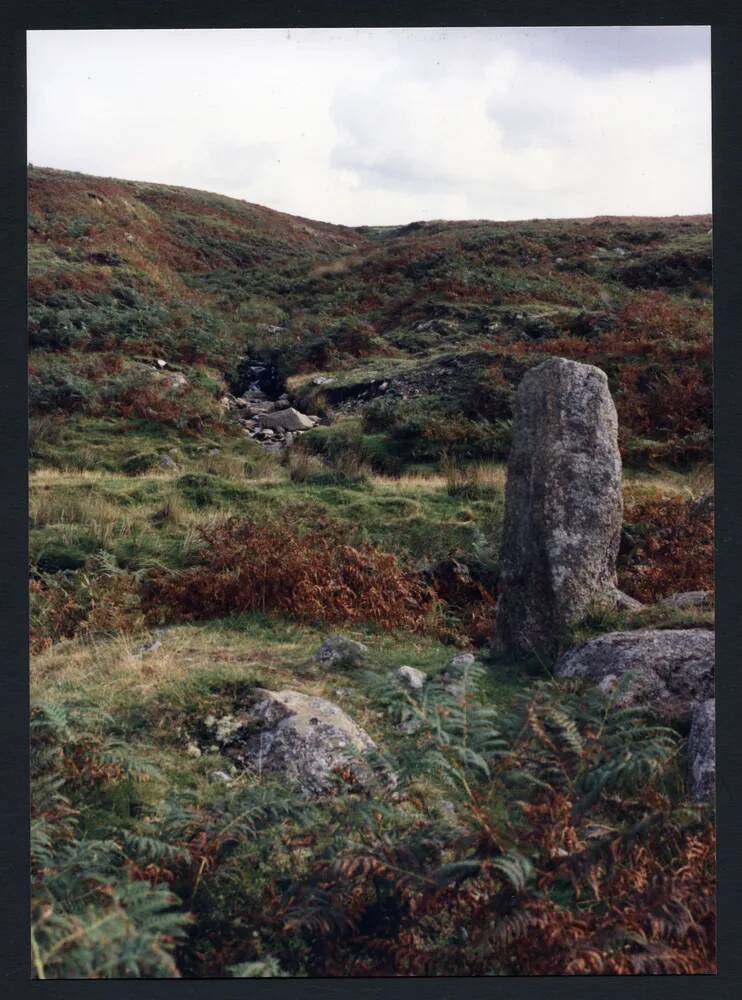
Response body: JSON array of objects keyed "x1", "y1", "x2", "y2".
[
  {"x1": 205, "y1": 689, "x2": 376, "y2": 794},
  {"x1": 554, "y1": 628, "x2": 714, "y2": 726},
  {"x1": 688, "y1": 699, "x2": 715, "y2": 803},
  {"x1": 259, "y1": 407, "x2": 314, "y2": 431},
  {"x1": 658, "y1": 590, "x2": 714, "y2": 609}
]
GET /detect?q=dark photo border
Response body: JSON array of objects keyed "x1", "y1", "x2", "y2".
[{"x1": 2, "y1": 3, "x2": 740, "y2": 998}]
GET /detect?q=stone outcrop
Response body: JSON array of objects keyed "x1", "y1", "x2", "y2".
[
  {"x1": 494, "y1": 357, "x2": 623, "y2": 656},
  {"x1": 314, "y1": 635, "x2": 370, "y2": 668},
  {"x1": 395, "y1": 665, "x2": 426, "y2": 691},
  {"x1": 219, "y1": 387, "x2": 320, "y2": 452},
  {"x1": 658, "y1": 590, "x2": 714, "y2": 610},
  {"x1": 687, "y1": 699, "x2": 715, "y2": 803},
  {"x1": 259, "y1": 407, "x2": 315, "y2": 431},
  {"x1": 554, "y1": 628, "x2": 715, "y2": 727},
  {"x1": 441, "y1": 652, "x2": 479, "y2": 697},
  {"x1": 203, "y1": 689, "x2": 376, "y2": 794}
]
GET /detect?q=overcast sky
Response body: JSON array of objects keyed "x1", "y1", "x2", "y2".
[{"x1": 27, "y1": 27, "x2": 711, "y2": 226}]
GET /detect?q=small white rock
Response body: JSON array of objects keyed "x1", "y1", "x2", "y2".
[
  {"x1": 449, "y1": 652, "x2": 476, "y2": 669},
  {"x1": 395, "y1": 665, "x2": 426, "y2": 691}
]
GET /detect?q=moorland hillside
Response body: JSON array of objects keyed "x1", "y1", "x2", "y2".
[{"x1": 29, "y1": 167, "x2": 715, "y2": 978}]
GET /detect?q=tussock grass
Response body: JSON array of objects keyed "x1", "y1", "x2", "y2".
[
  {"x1": 29, "y1": 486, "x2": 148, "y2": 551},
  {"x1": 369, "y1": 471, "x2": 449, "y2": 492},
  {"x1": 442, "y1": 457, "x2": 507, "y2": 499},
  {"x1": 622, "y1": 462, "x2": 713, "y2": 500},
  {"x1": 30, "y1": 623, "x2": 310, "y2": 713},
  {"x1": 284, "y1": 449, "x2": 327, "y2": 482}
]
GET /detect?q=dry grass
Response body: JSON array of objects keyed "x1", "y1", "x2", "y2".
[
  {"x1": 196, "y1": 451, "x2": 285, "y2": 482},
  {"x1": 30, "y1": 626, "x2": 309, "y2": 707},
  {"x1": 442, "y1": 458, "x2": 507, "y2": 498},
  {"x1": 284, "y1": 450, "x2": 327, "y2": 482},
  {"x1": 369, "y1": 472, "x2": 449, "y2": 492},
  {"x1": 28, "y1": 622, "x2": 388, "y2": 739},
  {"x1": 622, "y1": 462, "x2": 713, "y2": 503},
  {"x1": 29, "y1": 488, "x2": 145, "y2": 549},
  {"x1": 370, "y1": 462, "x2": 507, "y2": 497},
  {"x1": 30, "y1": 468, "x2": 110, "y2": 487}
]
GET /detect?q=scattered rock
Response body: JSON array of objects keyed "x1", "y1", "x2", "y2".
[
  {"x1": 494, "y1": 357, "x2": 624, "y2": 657},
  {"x1": 259, "y1": 407, "x2": 315, "y2": 431},
  {"x1": 245, "y1": 402, "x2": 276, "y2": 417},
  {"x1": 611, "y1": 589, "x2": 644, "y2": 612},
  {"x1": 186, "y1": 742, "x2": 202, "y2": 759},
  {"x1": 209, "y1": 770, "x2": 233, "y2": 785},
  {"x1": 206, "y1": 689, "x2": 376, "y2": 794},
  {"x1": 448, "y1": 652, "x2": 476, "y2": 670},
  {"x1": 441, "y1": 673, "x2": 465, "y2": 697},
  {"x1": 659, "y1": 590, "x2": 713, "y2": 610},
  {"x1": 315, "y1": 635, "x2": 370, "y2": 668},
  {"x1": 439, "y1": 653, "x2": 479, "y2": 698},
  {"x1": 156, "y1": 370, "x2": 188, "y2": 393},
  {"x1": 554, "y1": 628, "x2": 715, "y2": 727},
  {"x1": 688, "y1": 699, "x2": 715, "y2": 803},
  {"x1": 395, "y1": 665, "x2": 426, "y2": 691},
  {"x1": 159, "y1": 453, "x2": 178, "y2": 471},
  {"x1": 397, "y1": 718, "x2": 422, "y2": 735},
  {"x1": 137, "y1": 637, "x2": 162, "y2": 655}
]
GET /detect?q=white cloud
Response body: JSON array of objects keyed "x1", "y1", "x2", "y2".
[{"x1": 27, "y1": 27, "x2": 711, "y2": 225}]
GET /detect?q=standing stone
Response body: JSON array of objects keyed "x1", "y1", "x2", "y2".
[{"x1": 494, "y1": 358, "x2": 623, "y2": 657}]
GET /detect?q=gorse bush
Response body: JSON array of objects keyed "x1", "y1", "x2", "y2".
[{"x1": 142, "y1": 516, "x2": 442, "y2": 633}]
